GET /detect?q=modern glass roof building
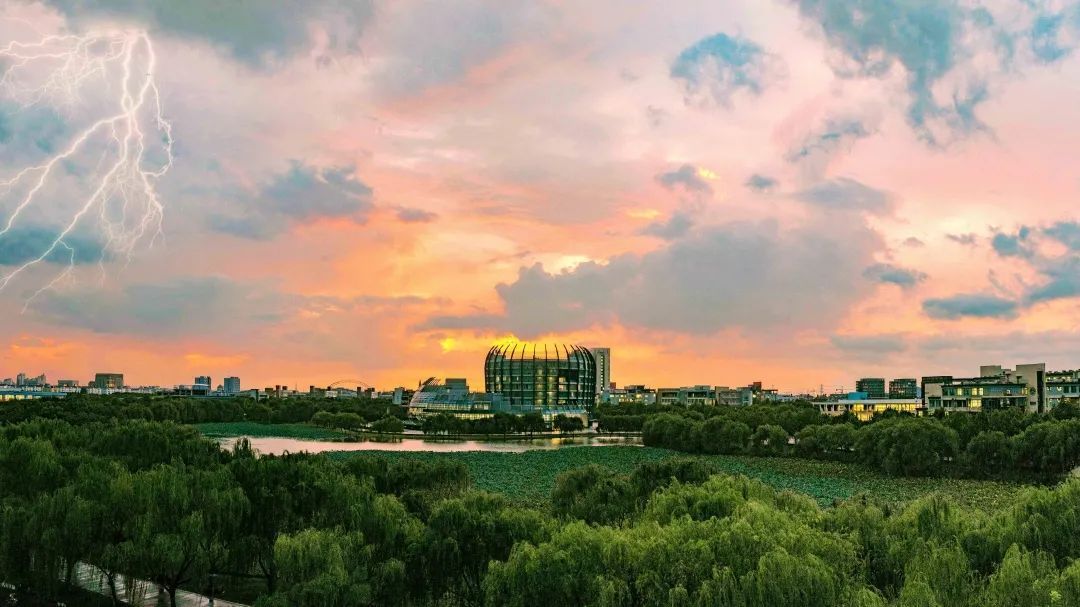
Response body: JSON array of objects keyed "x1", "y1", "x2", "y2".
[{"x1": 484, "y1": 342, "x2": 597, "y2": 413}]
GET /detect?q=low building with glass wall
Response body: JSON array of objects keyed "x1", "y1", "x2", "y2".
[
  {"x1": 818, "y1": 397, "x2": 921, "y2": 421},
  {"x1": 0, "y1": 388, "x2": 66, "y2": 401},
  {"x1": 407, "y1": 378, "x2": 512, "y2": 421}
]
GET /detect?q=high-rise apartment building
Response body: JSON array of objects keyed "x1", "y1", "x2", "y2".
[
  {"x1": 224, "y1": 376, "x2": 240, "y2": 395},
  {"x1": 888, "y1": 378, "x2": 918, "y2": 399},
  {"x1": 855, "y1": 377, "x2": 886, "y2": 399},
  {"x1": 93, "y1": 373, "x2": 124, "y2": 389},
  {"x1": 590, "y1": 347, "x2": 611, "y2": 395}
]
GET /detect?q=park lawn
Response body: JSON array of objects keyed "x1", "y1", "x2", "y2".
[
  {"x1": 326, "y1": 446, "x2": 1032, "y2": 512},
  {"x1": 195, "y1": 421, "x2": 349, "y2": 440}
]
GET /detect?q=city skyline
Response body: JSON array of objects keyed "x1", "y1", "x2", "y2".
[{"x1": 1, "y1": 2, "x2": 1079, "y2": 392}]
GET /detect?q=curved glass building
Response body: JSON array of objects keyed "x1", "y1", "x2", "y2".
[{"x1": 484, "y1": 342, "x2": 597, "y2": 413}]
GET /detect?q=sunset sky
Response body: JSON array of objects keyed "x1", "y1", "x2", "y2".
[{"x1": 1, "y1": 0, "x2": 1079, "y2": 392}]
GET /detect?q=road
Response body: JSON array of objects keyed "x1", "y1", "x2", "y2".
[{"x1": 73, "y1": 563, "x2": 248, "y2": 607}]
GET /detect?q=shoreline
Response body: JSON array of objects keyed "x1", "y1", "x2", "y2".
[{"x1": 197, "y1": 421, "x2": 642, "y2": 443}]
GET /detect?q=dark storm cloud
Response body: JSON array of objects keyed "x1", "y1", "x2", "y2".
[
  {"x1": 422, "y1": 218, "x2": 881, "y2": 338},
  {"x1": 208, "y1": 161, "x2": 373, "y2": 240},
  {"x1": 44, "y1": 0, "x2": 373, "y2": 66},
  {"x1": 923, "y1": 293, "x2": 1019, "y2": 320}
]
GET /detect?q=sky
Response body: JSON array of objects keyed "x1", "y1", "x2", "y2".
[{"x1": 0, "y1": 0, "x2": 1078, "y2": 393}]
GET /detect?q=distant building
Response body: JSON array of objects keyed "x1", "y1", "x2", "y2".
[
  {"x1": 656, "y1": 386, "x2": 717, "y2": 407},
  {"x1": 223, "y1": 376, "x2": 240, "y2": 395},
  {"x1": 409, "y1": 377, "x2": 586, "y2": 424},
  {"x1": 1048, "y1": 370, "x2": 1080, "y2": 409},
  {"x1": 15, "y1": 373, "x2": 26, "y2": 387},
  {"x1": 888, "y1": 378, "x2": 918, "y2": 399},
  {"x1": 717, "y1": 386, "x2": 755, "y2": 406},
  {"x1": 855, "y1": 378, "x2": 886, "y2": 399},
  {"x1": 819, "y1": 397, "x2": 921, "y2": 421},
  {"x1": 653, "y1": 385, "x2": 757, "y2": 407},
  {"x1": 590, "y1": 347, "x2": 611, "y2": 396},
  {"x1": 195, "y1": 375, "x2": 212, "y2": 388},
  {"x1": 174, "y1": 384, "x2": 211, "y2": 396},
  {"x1": 485, "y1": 342, "x2": 596, "y2": 414},
  {"x1": 56, "y1": 379, "x2": 78, "y2": 388},
  {"x1": 93, "y1": 373, "x2": 124, "y2": 389},
  {"x1": 920, "y1": 376, "x2": 953, "y2": 409},
  {"x1": 603, "y1": 384, "x2": 656, "y2": 406},
  {"x1": 392, "y1": 386, "x2": 416, "y2": 405},
  {"x1": 939, "y1": 376, "x2": 1029, "y2": 412},
  {"x1": 920, "y1": 364, "x2": 1051, "y2": 413},
  {"x1": 0, "y1": 388, "x2": 66, "y2": 401}
]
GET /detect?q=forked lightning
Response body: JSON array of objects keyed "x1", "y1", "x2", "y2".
[{"x1": 0, "y1": 29, "x2": 172, "y2": 304}]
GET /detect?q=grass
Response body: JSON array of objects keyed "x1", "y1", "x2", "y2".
[
  {"x1": 326, "y1": 446, "x2": 1032, "y2": 512},
  {"x1": 195, "y1": 421, "x2": 349, "y2": 440}
]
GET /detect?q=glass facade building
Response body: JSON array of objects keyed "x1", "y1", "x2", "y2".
[{"x1": 485, "y1": 343, "x2": 597, "y2": 412}]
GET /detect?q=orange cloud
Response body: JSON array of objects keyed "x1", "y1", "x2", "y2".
[
  {"x1": 8, "y1": 337, "x2": 79, "y2": 361},
  {"x1": 183, "y1": 352, "x2": 250, "y2": 368}
]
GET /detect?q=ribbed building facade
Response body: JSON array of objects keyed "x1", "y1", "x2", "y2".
[{"x1": 484, "y1": 343, "x2": 597, "y2": 412}]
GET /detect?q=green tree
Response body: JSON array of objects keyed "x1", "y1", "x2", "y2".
[
  {"x1": 961, "y1": 431, "x2": 1012, "y2": 478},
  {"x1": 750, "y1": 424, "x2": 789, "y2": 456},
  {"x1": 370, "y1": 415, "x2": 404, "y2": 434},
  {"x1": 551, "y1": 464, "x2": 635, "y2": 525},
  {"x1": 553, "y1": 415, "x2": 585, "y2": 433},
  {"x1": 422, "y1": 492, "x2": 552, "y2": 606}
]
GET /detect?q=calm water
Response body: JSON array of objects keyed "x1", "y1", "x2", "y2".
[{"x1": 217, "y1": 434, "x2": 642, "y2": 455}]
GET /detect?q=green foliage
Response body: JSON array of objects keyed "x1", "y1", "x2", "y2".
[
  {"x1": 750, "y1": 424, "x2": 789, "y2": 456},
  {"x1": 3, "y1": 409, "x2": 1077, "y2": 607},
  {"x1": 698, "y1": 417, "x2": 751, "y2": 454},
  {"x1": 421, "y1": 491, "x2": 553, "y2": 606},
  {"x1": 197, "y1": 421, "x2": 349, "y2": 440},
  {"x1": 551, "y1": 464, "x2": 636, "y2": 524},
  {"x1": 639, "y1": 403, "x2": 1080, "y2": 482},
  {"x1": 0, "y1": 393, "x2": 404, "y2": 426},
  {"x1": 369, "y1": 415, "x2": 404, "y2": 434},
  {"x1": 332, "y1": 447, "x2": 1030, "y2": 511},
  {"x1": 961, "y1": 431, "x2": 1012, "y2": 478},
  {"x1": 856, "y1": 418, "x2": 959, "y2": 477},
  {"x1": 553, "y1": 414, "x2": 585, "y2": 433}
]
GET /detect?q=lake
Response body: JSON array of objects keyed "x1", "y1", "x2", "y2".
[{"x1": 217, "y1": 434, "x2": 643, "y2": 455}]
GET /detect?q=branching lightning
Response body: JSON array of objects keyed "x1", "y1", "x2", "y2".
[{"x1": 0, "y1": 29, "x2": 172, "y2": 306}]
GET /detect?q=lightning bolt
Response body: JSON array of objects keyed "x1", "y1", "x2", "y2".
[{"x1": 0, "y1": 29, "x2": 172, "y2": 306}]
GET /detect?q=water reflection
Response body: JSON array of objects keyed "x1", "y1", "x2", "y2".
[{"x1": 218, "y1": 434, "x2": 642, "y2": 455}]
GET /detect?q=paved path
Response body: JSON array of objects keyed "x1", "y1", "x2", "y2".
[{"x1": 73, "y1": 563, "x2": 248, "y2": 607}]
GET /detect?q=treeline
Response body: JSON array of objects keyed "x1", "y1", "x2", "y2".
[
  {"x1": 3, "y1": 418, "x2": 1080, "y2": 606},
  {"x1": 0, "y1": 393, "x2": 404, "y2": 426},
  {"x1": 507, "y1": 461, "x2": 1080, "y2": 607},
  {"x1": 419, "y1": 412, "x2": 585, "y2": 435},
  {"x1": 642, "y1": 403, "x2": 1080, "y2": 480},
  {"x1": 311, "y1": 411, "x2": 405, "y2": 433},
  {"x1": 597, "y1": 401, "x2": 824, "y2": 434}
]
